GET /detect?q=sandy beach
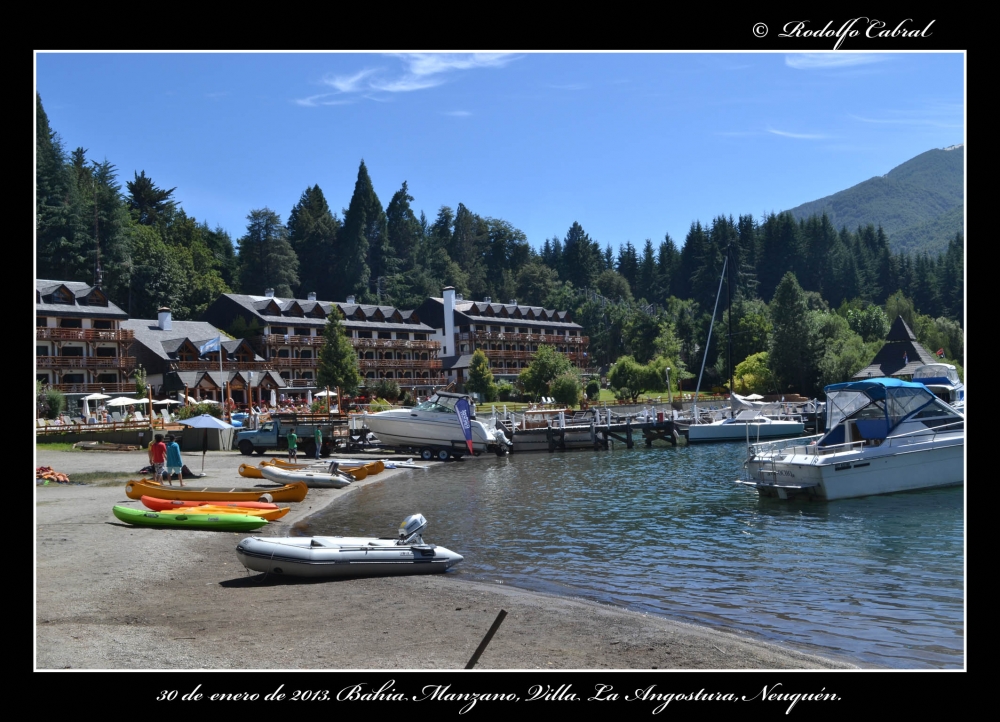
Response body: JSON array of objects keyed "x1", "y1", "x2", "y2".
[{"x1": 35, "y1": 447, "x2": 860, "y2": 671}]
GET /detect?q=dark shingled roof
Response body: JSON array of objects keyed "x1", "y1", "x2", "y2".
[
  {"x1": 216, "y1": 294, "x2": 435, "y2": 333},
  {"x1": 35, "y1": 279, "x2": 128, "y2": 319},
  {"x1": 853, "y1": 316, "x2": 937, "y2": 379}
]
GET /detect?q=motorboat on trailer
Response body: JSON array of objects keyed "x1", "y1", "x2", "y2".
[
  {"x1": 736, "y1": 377, "x2": 964, "y2": 500},
  {"x1": 362, "y1": 391, "x2": 511, "y2": 460},
  {"x1": 912, "y1": 363, "x2": 965, "y2": 413},
  {"x1": 235, "y1": 514, "x2": 463, "y2": 578}
]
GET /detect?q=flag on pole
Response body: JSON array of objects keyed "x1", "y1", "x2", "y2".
[{"x1": 199, "y1": 336, "x2": 221, "y2": 355}]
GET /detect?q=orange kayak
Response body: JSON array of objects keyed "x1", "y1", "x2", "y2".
[{"x1": 125, "y1": 478, "x2": 308, "y2": 503}]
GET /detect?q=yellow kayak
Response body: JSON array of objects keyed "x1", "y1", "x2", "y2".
[{"x1": 159, "y1": 505, "x2": 290, "y2": 521}]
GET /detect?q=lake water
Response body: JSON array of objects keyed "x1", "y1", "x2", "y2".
[{"x1": 297, "y1": 444, "x2": 965, "y2": 669}]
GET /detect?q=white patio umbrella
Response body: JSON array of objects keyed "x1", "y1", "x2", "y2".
[
  {"x1": 152, "y1": 399, "x2": 182, "y2": 405},
  {"x1": 270, "y1": 389, "x2": 277, "y2": 407},
  {"x1": 744, "y1": 393, "x2": 765, "y2": 401},
  {"x1": 315, "y1": 390, "x2": 337, "y2": 397},
  {"x1": 106, "y1": 397, "x2": 137, "y2": 407},
  {"x1": 307, "y1": 389, "x2": 313, "y2": 405},
  {"x1": 82, "y1": 392, "x2": 111, "y2": 401},
  {"x1": 81, "y1": 397, "x2": 90, "y2": 419},
  {"x1": 178, "y1": 414, "x2": 234, "y2": 472}
]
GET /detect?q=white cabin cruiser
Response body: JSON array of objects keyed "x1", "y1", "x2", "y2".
[
  {"x1": 737, "y1": 378, "x2": 964, "y2": 501},
  {"x1": 912, "y1": 363, "x2": 965, "y2": 413},
  {"x1": 363, "y1": 391, "x2": 511, "y2": 460},
  {"x1": 235, "y1": 513, "x2": 463, "y2": 577},
  {"x1": 686, "y1": 408, "x2": 805, "y2": 443}
]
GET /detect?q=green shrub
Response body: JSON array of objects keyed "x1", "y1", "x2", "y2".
[
  {"x1": 371, "y1": 378, "x2": 401, "y2": 403},
  {"x1": 585, "y1": 379, "x2": 601, "y2": 400},
  {"x1": 176, "y1": 402, "x2": 223, "y2": 420},
  {"x1": 551, "y1": 372, "x2": 582, "y2": 407}
]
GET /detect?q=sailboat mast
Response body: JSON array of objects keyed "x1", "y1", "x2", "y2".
[
  {"x1": 692, "y1": 253, "x2": 728, "y2": 421},
  {"x1": 727, "y1": 244, "x2": 734, "y2": 419}
]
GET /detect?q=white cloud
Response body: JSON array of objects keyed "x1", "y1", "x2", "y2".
[
  {"x1": 785, "y1": 54, "x2": 887, "y2": 69},
  {"x1": 767, "y1": 127, "x2": 828, "y2": 139},
  {"x1": 296, "y1": 53, "x2": 520, "y2": 106}
]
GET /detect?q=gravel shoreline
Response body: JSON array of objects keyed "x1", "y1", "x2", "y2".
[{"x1": 35, "y1": 447, "x2": 861, "y2": 670}]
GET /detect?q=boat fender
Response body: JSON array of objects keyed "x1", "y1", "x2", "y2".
[{"x1": 258, "y1": 493, "x2": 274, "y2": 503}]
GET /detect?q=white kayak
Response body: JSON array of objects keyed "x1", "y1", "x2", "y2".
[
  {"x1": 235, "y1": 514, "x2": 463, "y2": 578},
  {"x1": 258, "y1": 463, "x2": 352, "y2": 489}
]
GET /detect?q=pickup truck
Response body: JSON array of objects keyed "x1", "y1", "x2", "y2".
[{"x1": 234, "y1": 417, "x2": 346, "y2": 457}]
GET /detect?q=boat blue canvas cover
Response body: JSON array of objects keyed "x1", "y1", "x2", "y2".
[{"x1": 823, "y1": 378, "x2": 933, "y2": 437}]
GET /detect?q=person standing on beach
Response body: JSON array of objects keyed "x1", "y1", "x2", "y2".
[
  {"x1": 287, "y1": 428, "x2": 298, "y2": 462},
  {"x1": 150, "y1": 434, "x2": 167, "y2": 483},
  {"x1": 314, "y1": 427, "x2": 323, "y2": 459},
  {"x1": 164, "y1": 434, "x2": 185, "y2": 487}
]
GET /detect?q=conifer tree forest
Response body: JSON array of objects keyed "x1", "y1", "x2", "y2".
[{"x1": 35, "y1": 94, "x2": 965, "y2": 398}]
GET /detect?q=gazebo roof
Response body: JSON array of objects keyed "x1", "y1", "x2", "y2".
[{"x1": 853, "y1": 316, "x2": 937, "y2": 379}]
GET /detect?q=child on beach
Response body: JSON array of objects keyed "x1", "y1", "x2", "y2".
[
  {"x1": 164, "y1": 434, "x2": 185, "y2": 486},
  {"x1": 150, "y1": 434, "x2": 167, "y2": 483},
  {"x1": 287, "y1": 428, "x2": 298, "y2": 462},
  {"x1": 314, "y1": 427, "x2": 322, "y2": 459}
]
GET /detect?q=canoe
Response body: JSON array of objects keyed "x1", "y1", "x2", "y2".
[
  {"x1": 112, "y1": 505, "x2": 268, "y2": 531},
  {"x1": 159, "y1": 505, "x2": 290, "y2": 521},
  {"x1": 261, "y1": 459, "x2": 368, "y2": 481},
  {"x1": 269, "y1": 458, "x2": 385, "y2": 475},
  {"x1": 125, "y1": 478, "x2": 309, "y2": 503},
  {"x1": 258, "y1": 464, "x2": 352, "y2": 489},
  {"x1": 238, "y1": 463, "x2": 265, "y2": 479},
  {"x1": 140, "y1": 495, "x2": 280, "y2": 511}
]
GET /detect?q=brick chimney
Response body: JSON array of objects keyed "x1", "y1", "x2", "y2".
[{"x1": 265, "y1": 288, "x2": 274, "y2": 298}]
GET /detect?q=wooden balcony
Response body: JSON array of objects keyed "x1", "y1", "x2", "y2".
[
  {"x1": 267, "y1": 358, "x2": 320, "y2": 369},
  {"x1": 47, "y1": 382, "x2": 133, "y2": 394},
  {"x1": 172, "y1": 361, "x2": 275, "y2": 371},
  {"x1": 462, "y1": 348, "x2": 588, "y2": 361},
  {"x1": 360, "y1": 359, "x2": 443, "y2": 370},
  {"x1": 351, "y1": 338, "x2": 439, "y2": 351},
  {"x1": 36, "y1": 356, "x2": 136, "y2": 369},
  {"x1": 36, "y1": 328, "x2": 134, "y2": 342},
  {"x1": 458, "y1": 331, "x2": 588, "y2": 346},
  {"x1": 260, "y1": 334, "x2": 324, "y2": 347}
]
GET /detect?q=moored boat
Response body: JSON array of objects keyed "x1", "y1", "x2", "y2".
[
  {"x1": 737, "y1": 377, "x2": 964, "y2": 500},
  {"x1": 912, "y1": 362, "x2": 965, "y2": 413},
  {"x1": 235, "y1": 514, "x2": 463, "y2": 578},
  {"x1": 258, "y1": 463, "x2": 352, "y2": 489},
  {"x1": 113, "y1": 505, "x2": 268, "y2": 531},
  {"x1": 125, "y1": 478, "x2": 308, "y2": 503},
  {"x1": 686, "y1": 409, "x2": 805, "y2": 443}
]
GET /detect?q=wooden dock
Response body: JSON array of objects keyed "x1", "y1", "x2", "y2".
[{"x1": 497, "y1": 411, "x2": 681, "y2": 453}]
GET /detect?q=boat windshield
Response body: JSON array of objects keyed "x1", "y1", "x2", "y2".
[{"x1": 413, "y1": 394, "x2": 459, "y2": 413}]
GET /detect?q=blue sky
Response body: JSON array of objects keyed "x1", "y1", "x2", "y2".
[{"x1": 35, "y1": 52, "x2": 964, "y2": 252}]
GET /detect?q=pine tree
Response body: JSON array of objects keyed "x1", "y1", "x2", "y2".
[
  {"x1": 287, "y1": 185, "x2": 340, "y2": 300},
  {"x1": 36, "y1": 93, "x2": 82, "y2": 281},
  {"x1": 126, "y1": 170, "x2": 177, "y2": 227},
  {"x1": 336, "y1": 161, "x2": 381, "y2": 300},
  {"x1": 317, "y1": 308, "x2": 361, "y2": 394},
  {"x1": 386, "y1": 181, "x2": 422, "y2": 272},
  {"x1": 769, "y1": 272, "x2": 811, "y2": 393},
  {"x1": 237, "y1": 208, "x2": 299, "y2": 297}
]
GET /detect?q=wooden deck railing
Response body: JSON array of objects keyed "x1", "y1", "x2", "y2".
[
  {"x1": 36, "y1": 356, "x2": 136, "y2": 369},
  {"x1": 36, "y1": 328, "x2": 134, "y2": 342}
]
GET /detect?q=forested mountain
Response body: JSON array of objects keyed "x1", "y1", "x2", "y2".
[
  {"x1": 35, "y1": 94, "x2": 964, "y2": 397},
  {"x1": 785, "y1": 146, "x2": 964, "y2": 256}
]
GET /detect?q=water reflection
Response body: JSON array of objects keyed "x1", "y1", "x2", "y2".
[{"x1": 301, "y1": 445, "x2": 964, "y2": 669}]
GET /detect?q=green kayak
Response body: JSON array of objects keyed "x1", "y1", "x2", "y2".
[{"x1": 112, "y1": 505, "x2": 268, "y2": 531}]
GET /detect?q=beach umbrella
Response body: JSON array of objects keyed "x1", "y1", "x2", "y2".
[
  {"x1": 152, "y1": 399, "x2": 182, "y2": 405},
  {"x1": 270, "y1": 389, "x2": 277, "y2": 407},
  {"x1": 81, "y1": 397, "x2": 90, "y2": 420},
  {"x1": 307, "y1": 389, "x2": 313, "y2": 406},
  {"x1": 745, "y1": 393, "x2": 764, "y2": 401},
  {"x1": 178, "y1": 414, "x2": 234, "y2": 472},
  {"x1": 106, "y1": 397, "x2": 136, "y2": 407},
  {"x1": 315, "y1": 390, "x2": 337, "y2": 397},
  {"x1": 82, "y1": 392, "x2": 111, "y2": 401}
]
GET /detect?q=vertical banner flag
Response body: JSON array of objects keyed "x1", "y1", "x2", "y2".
[{"x1": 455, "y1": 398, "x2": 475, "y2": 454}]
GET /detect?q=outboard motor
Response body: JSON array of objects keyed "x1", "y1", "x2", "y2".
[{"x1": 398, "y1": 513, "x2": 428, "y2": 545}]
